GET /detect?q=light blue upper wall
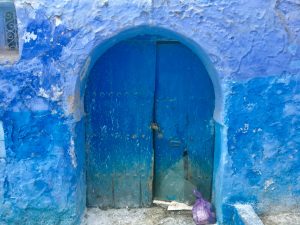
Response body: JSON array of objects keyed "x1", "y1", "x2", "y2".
[{"x1": 0, "y1": 0, "x2": 299, "y2": 224}]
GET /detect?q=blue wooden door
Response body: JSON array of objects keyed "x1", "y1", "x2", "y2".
[
  {"x1": 85, "y1": 38, "x2": 215, "y2": 208},
  {"x1": 153, "y1": 42, "x2": 215, "y2": 203},
  {"x1": 85, "y1": 39, "x2": 156, "y2": 208}
]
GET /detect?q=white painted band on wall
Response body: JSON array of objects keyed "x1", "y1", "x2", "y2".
[{"x1": 0, "y1": 121, "x2": 5, "y2": 158}]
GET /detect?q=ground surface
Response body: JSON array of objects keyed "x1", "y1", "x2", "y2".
[
  {"x1": 261, "y1": 212, "x2": 300, "y2": 225},
  {"x1": 82, "y1": 207, "x2": 196, "y2": 225},
  {"x1": 83, "y1": 207, "x2": 300, "y2": 225}
]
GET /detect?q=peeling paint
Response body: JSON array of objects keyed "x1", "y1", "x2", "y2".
[
  {"x1": 0, "y1": 121, "x2": 5, "y2": 159},
  {"x1": 69, "y1": 137, "x2": 77, "y2": 168},
  {"x1": 22, "y1": 31, "x2": 37, "y2": 43},
  {"x1": 0, "y1": 0, "x2": 299, "y2": 224},
  {"x1": 264, "y1": 179, "x2": 275, "y2": 191}
]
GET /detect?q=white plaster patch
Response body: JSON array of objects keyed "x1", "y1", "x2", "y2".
[
  {"x1": 264, "y1": 179, "x2": 274, "y2": 191},
  {"x1": 284, "y1": 103, "x2": 297, "y2": 117},
  {"x1": 23, "y1": 31, "x2": 38, "y2": 43},
  {"x1": 38, "y1": 86, "x2": 63, "y2": 101},
  {"x1": 27, "y1": 97, "x2": 49, "y2": 111},
  {"x1": 51, "y1": 109, "x2": 58, "y2": 115},
  {"x1": 69, "y1": 137, "x2": 77, "y2": 168},
  {"x1": 252, "y1": 128, "x2": 263, "y2": 133},
  {"x1": 276, "y1": 77, "x2": 290, "y2": 85},
  {"x1": 38, "y1": 88, "x2": 50, "y2": 98},
  {"x1": 55, "y1": 15, "x2": 62, "y2": 26},
  {"x1": 51, "y1": 85, "x2": 64, "y2": 101},
  {"x1": 0, "y1": 121, "x2": 5, "y2": 158},
  {"x1": 32, "y1": 70, "x2": 43, "y2": 77},
  {"x1": 96, "y1": 0, "x2": 109, "y2": 7},
  {"x1": 238, "y1": 123, "x2": 249, "y2": 133}
]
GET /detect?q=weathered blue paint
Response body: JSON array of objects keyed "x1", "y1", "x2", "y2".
[
  {"x1": 222, "y1": 75, "x2": 300, "y2": 221},
  {"x1": 154, "y1": 42, "x2": 214, "y2": 202},
  {"x1": 0, "y1": 0, "x2": 299, "y2": 224},
  {"x1": 86, "y1": 38, "x2": 214, "y2": 207},
  {"x1": 85, "y1": 39, "x2": 156, "y2": 208},
  {"x1": 1, "y1": 111, "x2": 84, "y2": 224}
]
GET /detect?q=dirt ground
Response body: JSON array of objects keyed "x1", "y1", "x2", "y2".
[
  {"x1": 261, "y1": 212, "x2": 300, "y2": 225},
  {"x1": 82, "y1": 207, "x2": 196, "y2": 225},
  {"x1": 82, "y1": 206, "x2": 300, "y2": 225}
]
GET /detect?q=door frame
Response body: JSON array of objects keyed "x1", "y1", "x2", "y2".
[{"x1": 74, "y1": 25, "x2": 225, "y2": 219}]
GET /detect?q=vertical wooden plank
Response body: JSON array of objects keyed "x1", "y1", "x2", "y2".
[
  {"x1": 114, "y1": 174, "x2": 140, "y2": 208},
  {"x1": 154, "y1": 42, "x2": 215, "y2": 203},
  {"x1": 85, "y1": 39, "x2": 156, "y2": 208}
]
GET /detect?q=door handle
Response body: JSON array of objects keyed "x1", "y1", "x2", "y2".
[{"x1": 151, "y1": 122, "x2": 159, "y2": 131}]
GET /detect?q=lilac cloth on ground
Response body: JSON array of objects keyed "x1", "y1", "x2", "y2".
[{"x1": 192, "y1": 190, "x2": 216, "y2": 225}]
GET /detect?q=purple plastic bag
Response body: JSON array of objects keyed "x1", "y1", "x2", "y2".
[{"x1": 192, "y1": 190, "x2": 216, "y2": 225}]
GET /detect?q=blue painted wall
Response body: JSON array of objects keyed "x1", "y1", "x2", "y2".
[{"x1": 0, "y1": 0, "x2": 299, "y2": 224}]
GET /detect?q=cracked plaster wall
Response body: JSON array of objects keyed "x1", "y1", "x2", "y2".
[{"x1": 0, "y1": 0, "x2": 299, "y2": 224}]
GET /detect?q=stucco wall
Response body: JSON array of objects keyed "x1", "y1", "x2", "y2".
[{"x1": 0, "y1": 0, "x2": 299, "y2": 224}]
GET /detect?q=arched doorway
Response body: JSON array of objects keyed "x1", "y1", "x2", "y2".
[{"x1": 84, "y1": 34, "x2": 215, "y2": 208}]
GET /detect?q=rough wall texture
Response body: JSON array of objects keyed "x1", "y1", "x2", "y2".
[{"x1": 0, "y1": 0, "x2": 299, "y2": 224}]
